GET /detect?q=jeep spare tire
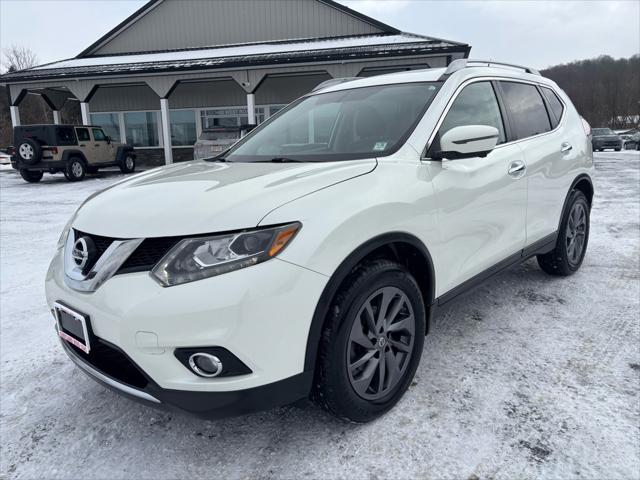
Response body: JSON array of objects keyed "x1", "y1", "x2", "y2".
[{"x1": 17, "y1": 138, "x2": 42, "y2": 165}]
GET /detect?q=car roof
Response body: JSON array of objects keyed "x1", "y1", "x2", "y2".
[{"x1": 314, "y1": 62, "x2": 558, "y2": 95}]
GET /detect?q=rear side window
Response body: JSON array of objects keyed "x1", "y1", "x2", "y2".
[
  {"x1": 92, "y1": 128, "x2": 106, "y2": 141},
  {"x1": 541, "y1": 87, "x2": 564, "y2": 128},
  {"x1": 76, "y1": 128, "x2": 90, "y2": 141},
  {"x1": 438, "y1": 81, "x2": 506, "y2": 144},
  {"x1": 56, "y1": 127, "x2": 77, "y2": 146},
  {"x1": 500, "y1": 82, "x2": 551, "y2": 140}
]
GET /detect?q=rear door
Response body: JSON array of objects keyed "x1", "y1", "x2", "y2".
[
  {"x1": 74, "y1": 127, "x2": 94, "y2": 163},
  {"x1": 498, "y1": 81, "x2": 573, "y2": 245},
  {"x1": 91, "y1": 128, "x2": 113, "y2": 163},
  {"x1": 424, "y1": 80, "x2": 528, "y2": 295}
]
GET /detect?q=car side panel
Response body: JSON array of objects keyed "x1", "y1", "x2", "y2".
[
  {"x1": 522, "y1": 97, "x2": 594, "y2": 244},
  {"x1": 259, "y1": 147, "x2": 444, "y2": 293}
]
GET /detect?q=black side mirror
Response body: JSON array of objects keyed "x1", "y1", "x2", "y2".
[{"x1": 106, "y1": 136, "x2": 111, "y2": 144}]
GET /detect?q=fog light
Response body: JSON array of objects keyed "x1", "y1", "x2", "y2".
[{"x1": 188, "y1": 353, "x2": 223, "y2": 378}]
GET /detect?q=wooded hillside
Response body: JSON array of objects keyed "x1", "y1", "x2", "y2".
[{"x1": 542, "y1": 55, "x2": 639, "y2": 129}]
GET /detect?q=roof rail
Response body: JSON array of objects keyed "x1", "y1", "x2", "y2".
[
  {"x1": 311, "y1": 77, "x2": 359, "y2": 93},
  {"x1": 439, "y1": 59, "x2": 541, "y2": 80}
]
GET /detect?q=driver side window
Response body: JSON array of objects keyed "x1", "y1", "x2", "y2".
[{"x1": 439, "y1": 82, "x2": 506, "y2": 144}]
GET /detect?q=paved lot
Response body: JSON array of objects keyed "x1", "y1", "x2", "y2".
[{"x1": 1, "y1": 153, "x2": 639, "y2": 479}]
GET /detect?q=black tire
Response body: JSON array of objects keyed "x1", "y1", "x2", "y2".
[
  {"x1": 119, "y1": 154, "x2": 136, "y2": 174},
  {"x1": 312, "y1": 259, "x2": 426, "y2": 423},
  {"x1": 537, "y1": 190, "x2": 590, "y2": 276},
  {"x1": 615, "y1": 148, "x2": 621, "y2": 152},
  {"x1": 65, "y1": 158, "x2": 86, "y2": 182},
  {"x1": 16, "y1": 138, "x2": 42, "y2": 165},
  {"x1": 19, "y1": 169, "x2": 43, "y2": 183}
]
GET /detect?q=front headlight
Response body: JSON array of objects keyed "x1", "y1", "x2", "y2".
[
  {"x1": 151, "y1": 222, "x2": 301, "y2": 287},
  {"x1": 56, "y1": 214, "x2": 77, "y2": 250}
]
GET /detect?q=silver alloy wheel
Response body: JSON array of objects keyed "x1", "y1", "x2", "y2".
[
  {"x1": 566, "y1": 202, "x2": 587, "y2": 265},
  {"x1": 19, "y1": 143, "x2": 33, "y2": 159},
  {"x1": 71, "y1": 161, "x2": 83, "y2": 177},
  {"x1": 125, "y1": 156, "x2": 134, "y2": 170},
  {"x1": 346, "y1": 286, "x2": 415, "y2": 400}
]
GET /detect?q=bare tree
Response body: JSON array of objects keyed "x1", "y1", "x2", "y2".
[{"x1": 1, "y1": 45, "x2": 38, "y2": 73}]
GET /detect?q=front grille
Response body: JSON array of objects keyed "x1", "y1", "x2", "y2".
[
  {"x1": 118, "y1": 237, "x2": 182, "y2": 273},
  {"x1": 74, "y1": 230, "x2": 114, "y2": 257},
  {"x1": 68, "y1": 337, "x2": 149, "y2": 389},
  {"x1": 73, "y1": 230, "x2": 182, "y2": 275}
]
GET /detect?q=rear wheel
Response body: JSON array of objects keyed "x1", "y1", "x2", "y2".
[
  {"x1": 65, "y1": 158, "x2": 86, "y2": 182},
  {"x1": 312, "y1": 259, "x2": 425, "y2": 422},
  {"x1": 19, "y1": 169, "x2": 43, "y2": 183},
  {"x1": 119, "y1": 154, "x2": 136, "y2": 174},
  {"x1": 537, "y1": 190, "x2": 590, "y2": 276}
]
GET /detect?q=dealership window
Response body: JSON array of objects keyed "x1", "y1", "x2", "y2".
[
  {"x1": 170, "y1": 110, "x2": 197, "y2": 146},
  {"x1": 200, "y1": 107, "x2": 271, "y2": 129},
  {"x1": 124, "y1": 111, "x2": 159, "y2": 147},
  {"x1": 90, "y1": 113, "x2": 121, "y2": 142}
]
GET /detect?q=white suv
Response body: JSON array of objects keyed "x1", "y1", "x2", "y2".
[{"x1": 46, "y1": 60, "x2": 594, "y2": 422}]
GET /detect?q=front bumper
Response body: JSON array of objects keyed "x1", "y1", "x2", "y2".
[
  {"x1": 60, "y1": 338, "x2": 313, "y2": 418},
  {"x1": 46, "y1": 248, "x2": 327, "y2": 417}
]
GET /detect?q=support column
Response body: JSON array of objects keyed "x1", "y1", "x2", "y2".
[
  {"x1": 52, "y1": 110, "x2": 61, "y2": 125},
  {"x1": 10, "y1": 105, "x2": 20, "y2": 127},
  {"x1": 80, "y1": 102, "x2": 90, "y2": 125},
  {"x1": 160, "y1": 98, "x2": 173, "y2": 165},
  {"x1": 246, "y1": 93, "x2": 256, "y2": 125}
]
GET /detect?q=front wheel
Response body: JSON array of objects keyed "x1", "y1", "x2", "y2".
[
  {"x1": 312, "y1": 259, "x2": 425, "y2": 422},
  {"x1": 537, "y1": 190, "x2": 590, "y2": 276},
  {"x1": 19, "y1": 169, "x2": 43, "y2": 183},
  {"x1": 119, "y1": 154, "x2": 136, "y2": 174}
]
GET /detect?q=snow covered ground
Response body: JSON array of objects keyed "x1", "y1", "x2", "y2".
[{"x1": 1, "y1": 153, "x2": 638, "y2": 479}]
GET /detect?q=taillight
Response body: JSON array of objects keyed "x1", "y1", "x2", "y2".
[
  {"x1": 581, "y1": 117, "x2": 591, "y2": 136},
  {"x1": 45, "y1": 147, "x2": 59, "y2": 154}
]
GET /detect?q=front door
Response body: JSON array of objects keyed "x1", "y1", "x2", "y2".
[
  {"x1": 91, "y1": 128, "x2": 113, "y2": 163},
  {"x1": 423, "y1": 80, "x2": 528, "y2": 296}
]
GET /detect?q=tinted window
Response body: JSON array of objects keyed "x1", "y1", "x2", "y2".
[
  {"x1": 92, "y1": 128, "x2": 107, "y2": 141},
  {"x1": 541, "y1": 87, "x2": 564, "y2": 128},
  {"x1": 438, "y1": 81, "x2": 506, "y2": 144},
  {"x1": 56, "y1": 127, "x2": 76, "y2": 146},
  {"x1": 76, "y1": 128, "x2": 90, "y2": 141},
  {"x1": 500, "y1": 82, "x2": 551, "y2": 140}
]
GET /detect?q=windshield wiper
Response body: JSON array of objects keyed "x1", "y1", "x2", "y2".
[{"x1": 264, "y1": 157, "x2": 307, "y2": 163}]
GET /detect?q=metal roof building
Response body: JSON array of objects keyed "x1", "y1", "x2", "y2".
[{"x1": 0, "y1": 0, "x2": 470, "y2": 165}]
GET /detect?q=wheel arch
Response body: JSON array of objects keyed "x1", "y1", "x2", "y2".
[
  {"x1": 61, "y1": 150, "x2": 88, "y2": 165},
  {"x1": 303, "y1": 232, "x2": 436, "y2": 372},
  {"x1": 116, "y1": 145, "x2": 136, "y2": 162},
  {"x1": 555, "y1": 172, "x2": 594, "y2": 235}
]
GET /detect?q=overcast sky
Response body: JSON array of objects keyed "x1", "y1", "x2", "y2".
[{"x1": 1, "y1": 0, "x2": 638, "y2": 71}]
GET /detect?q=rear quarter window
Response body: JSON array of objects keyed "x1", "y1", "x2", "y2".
[
  {"x1": 541, "y1": 87, "x2": 565, "y2": 128},
  {"x1": 56, "y1": 127, "x2": 77, "y2": 146},
  {"x1": 500, "y1": 81, "x2": 552, "y2": 140}
]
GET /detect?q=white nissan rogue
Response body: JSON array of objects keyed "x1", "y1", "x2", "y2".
[{"x1": 46, "y1": 60, "x2": 594, "y2": 422}]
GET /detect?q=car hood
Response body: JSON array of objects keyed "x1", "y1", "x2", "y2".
[{"x1": 72, "y1": 159, "x2": 377, "y2": 238}]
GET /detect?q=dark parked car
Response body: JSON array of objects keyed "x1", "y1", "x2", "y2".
[
  {"x1": 621, "y1": 131, "x2": 640, "y2": 150},
  {"x1": 591, "y1": 128, "x2": 622, "y2": 152}
]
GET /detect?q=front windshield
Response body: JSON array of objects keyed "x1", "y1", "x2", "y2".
[
  {"x1": 593, "y1": 128, "x2": 615, "y2": 135},
  {"x1": 224, "y1": 82, "x2": 440, "y2": 162}
]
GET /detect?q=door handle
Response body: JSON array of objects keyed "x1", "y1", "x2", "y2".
[
  {"x1": 561, "y1": 142, "x2": 573, "y2": 153},
  {"x1": 508, "y1": 160, "x2": 526, "y2": 177},
  {"x1": 95, "y1": 144, "x2": 100, "y2": 147},
  {"x1": 79, "y1": 144, "x2": 86, "y2": 147}
]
